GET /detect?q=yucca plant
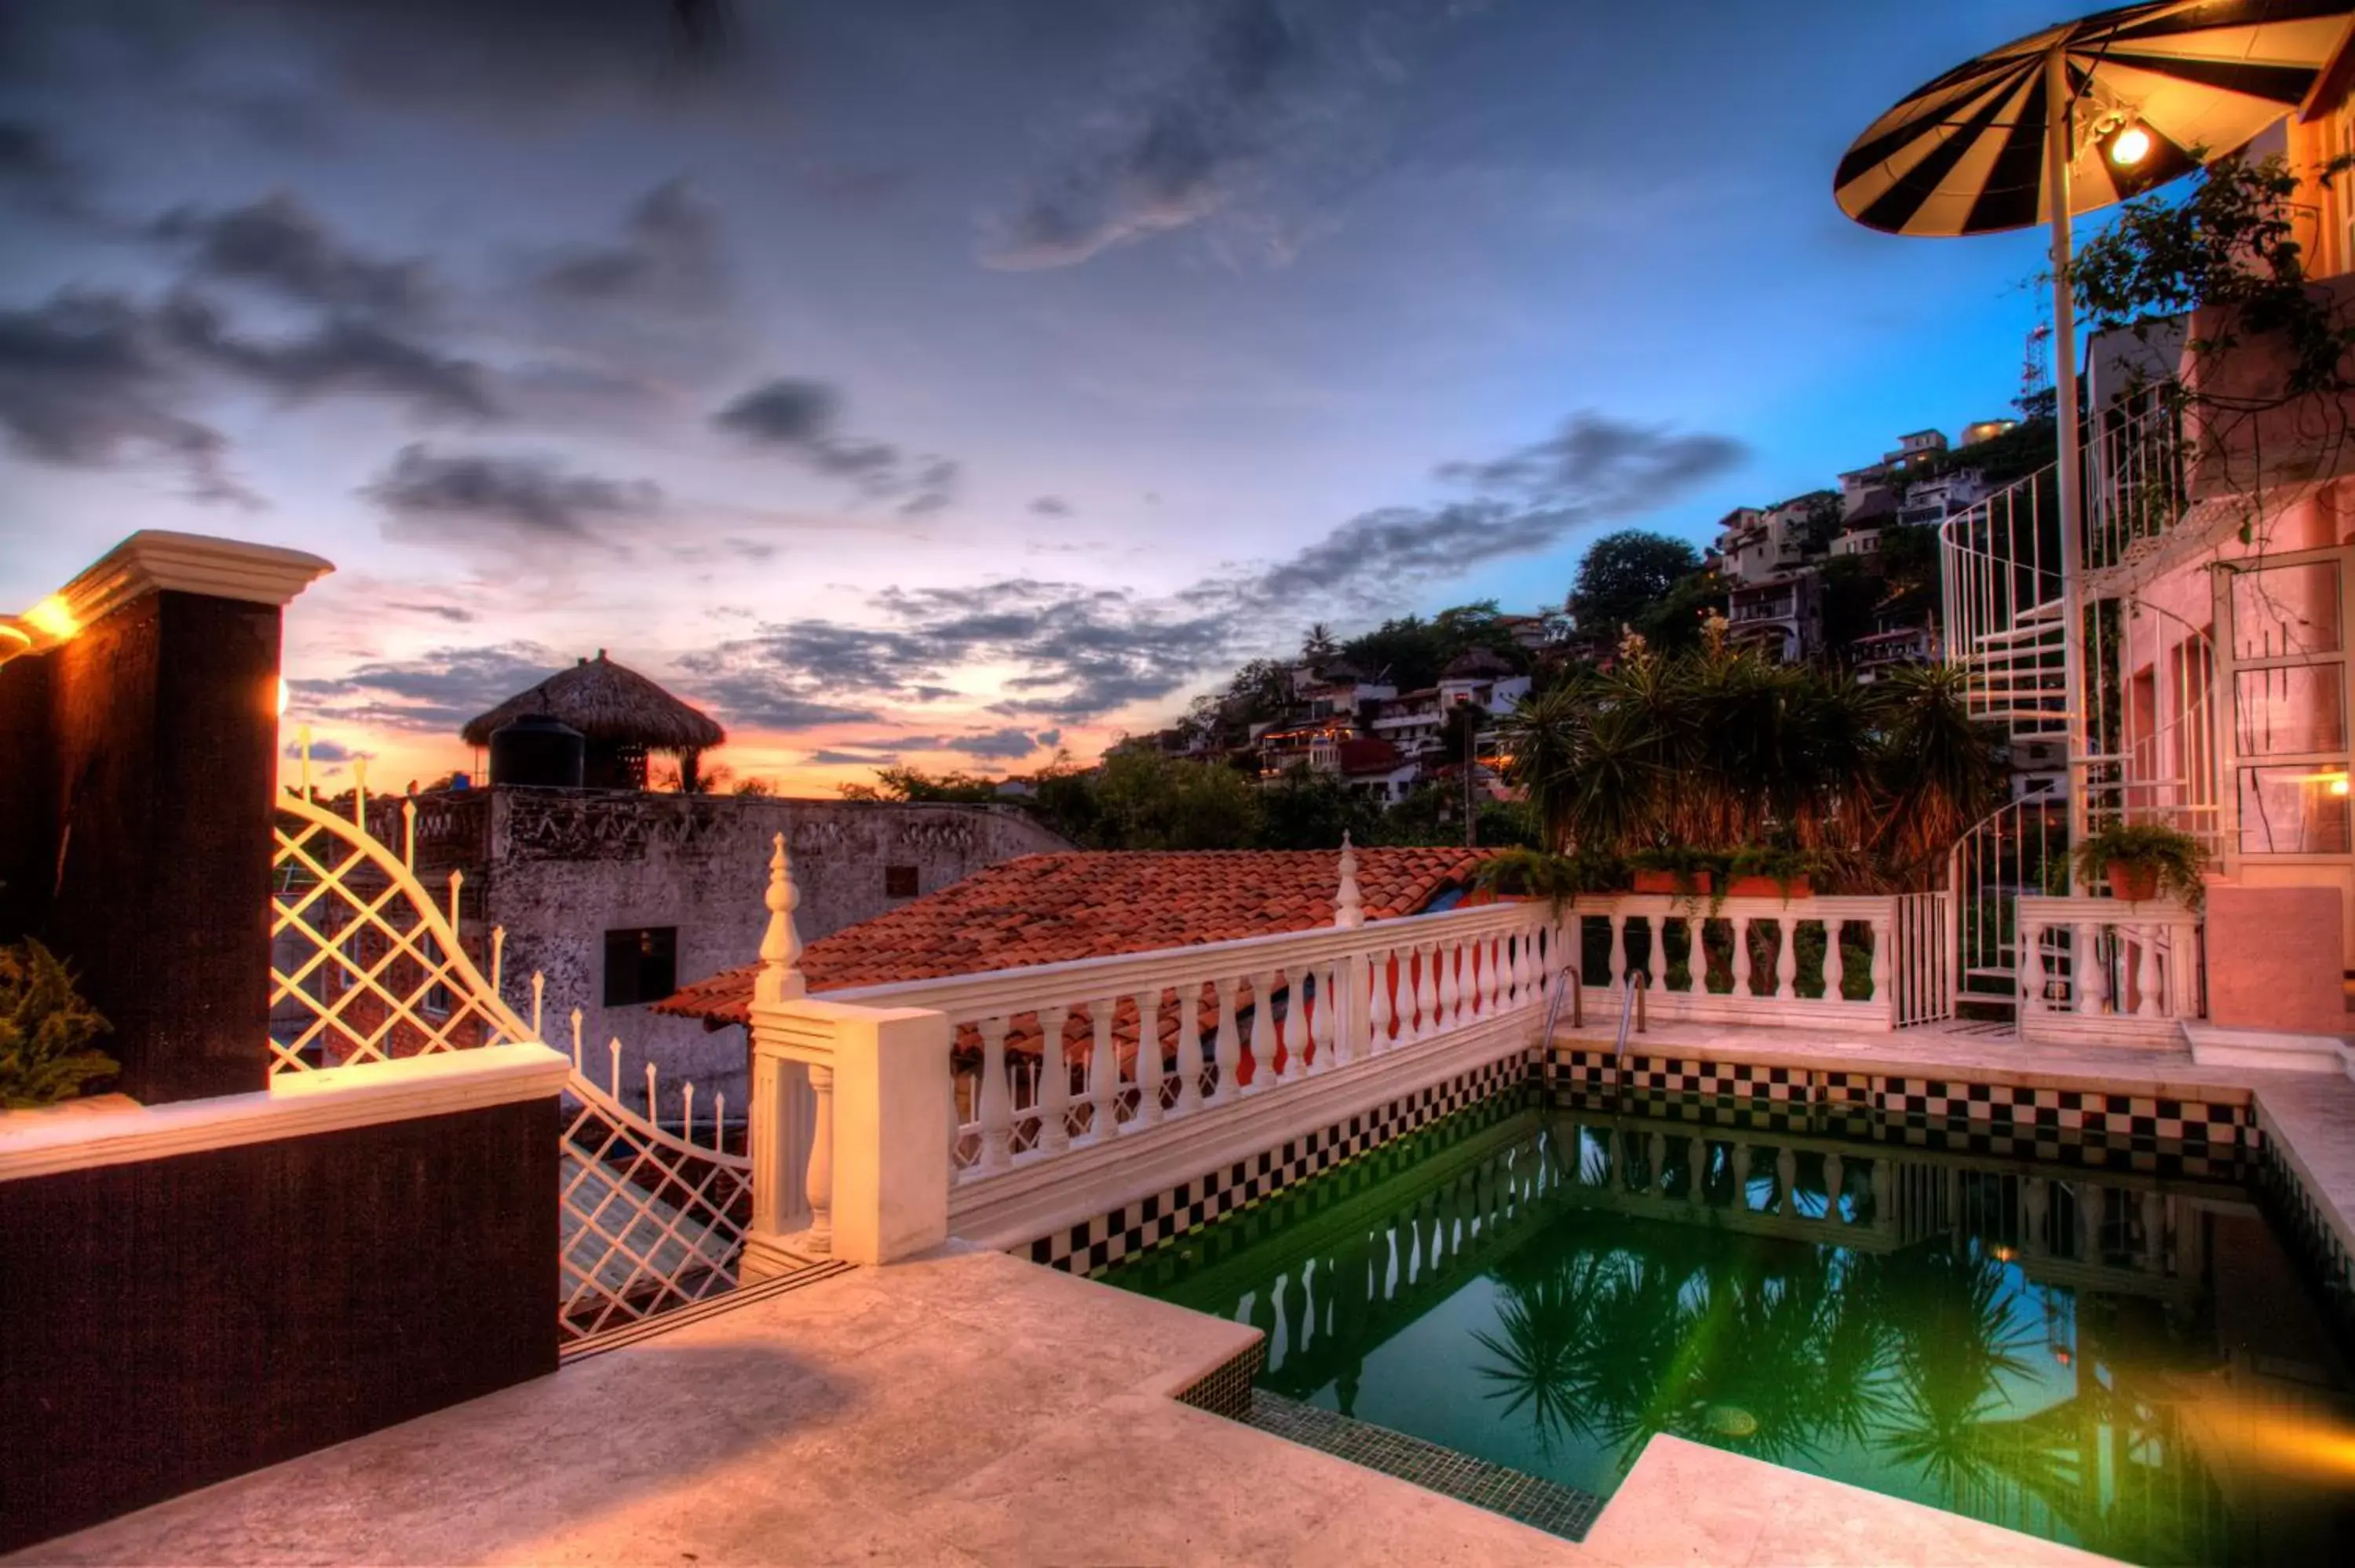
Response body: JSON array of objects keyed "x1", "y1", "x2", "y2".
[{"x1": 0, "y1": 939, "x2": 117, "y2": 1110}]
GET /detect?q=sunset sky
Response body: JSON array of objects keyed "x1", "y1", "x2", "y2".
[{"x1": 0, "y1": 0, "x2": 2065, "y2": 793}]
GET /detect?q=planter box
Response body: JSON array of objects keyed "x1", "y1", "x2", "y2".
[
  {"x1": 1727, "y1": 875, "x2": 1811, "y2": 899},
  {"x1": 2106, "y1": 861, "x2": 2160, "y2": 902},
  {"x1": 1633, "y1": 870, "x2": 1711, "y2": 896}
]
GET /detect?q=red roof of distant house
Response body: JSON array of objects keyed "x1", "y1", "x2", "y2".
[
  {"x1": 655, "y1": 847, "x2": 1493, "y2": 1027},
  {"x1": 1336, "y1": 738, "x2": 1407, "y2": 775}
]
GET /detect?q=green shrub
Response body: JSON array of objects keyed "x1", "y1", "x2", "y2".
[
  {"x1": 0, "y1": 939, "x2": 117, "y2": 1109},
  {"x1": 2070, "y1": 822, "x2": 2207, "y2": 910}
]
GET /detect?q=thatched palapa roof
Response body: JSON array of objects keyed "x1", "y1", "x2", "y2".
[{"x1": 459, "y1": 651, "x2": 726, "y2": 753}]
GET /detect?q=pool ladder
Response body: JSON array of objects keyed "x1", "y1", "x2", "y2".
[{"x1": 1612, "y1": 972, "x2": 1648, "y2": 1066}]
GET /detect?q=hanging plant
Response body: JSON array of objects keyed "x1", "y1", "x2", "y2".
[{"x1": 0, "y1": 939, "x2": 117, "y2": 1110}]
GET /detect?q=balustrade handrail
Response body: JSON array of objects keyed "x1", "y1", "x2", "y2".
[
  {"x1": 823, "y1": 896, "x2": 1552, "y2": 1019},
  {"x1": 2014, "y1": 892, "x2": 2199, "y2": 918}
]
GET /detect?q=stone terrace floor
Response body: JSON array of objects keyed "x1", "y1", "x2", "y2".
[{"x1": 16, "y1": 1233, "x2": 2121, "y2": 1567}]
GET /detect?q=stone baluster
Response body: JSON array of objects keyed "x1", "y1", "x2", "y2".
[
  {"x1": 1309, "y1": 961, "x2": 1336, "y2": 1074},
  {"x1": 2078, "y1": 1182, "x2": 2105, "y2": 1261},
  {"x1": 754, "y1": 833, "x2": 805, "y2": 1006},
  {"x1": 2021, "y1": 1176, "x2": 2048, "y2": 1256},
  {"x1": 1131, "y1": 985, "x2": 1164, "y2": 1126},
  {"x1": 977, "y1": 1016, "x2": 1013, "y2": 1172},
  {"x1": 802, "y1": 1059, "x2": 834, "y2": 1256},
  {"x1": 1276, "y1": 966, "x2": 1306, "y2": 1083},
  {"x1": 1038, "y1": 1004, "x2": 1073, "y2": 1152},
  {"x1": 1173, "y1": 986, "x2": 1205, "y2": 1114},
  {"x1": 1437, "y1": 939, "x2": 1461, "y2": 1028},
  {"x1": 1687, "y1": 1137, "x2": 1707, "y2": 1204},
  {"x1": 1773, "y1": 918, "x2": 1798, "y2": 1000},
  {"x1": 1731, "y1": 1142, "x2": 1753, "y2": 1209},
  {"x1": 2076, "y1": 921, "x2": 2109, "y2": 1014},
  {"x1": 1367, "y1": 949, "x2": 1393, "y2": 1052},
  {"x1": 1334, "y1": 833, "x2": 1365, "y2": 930},
  {"x1": 1823, "y1": 1151, "x2": 1845, "y2": 1223},
  {"x1": 2025, "y1": 920, "x2": 2052, "y2": 1015},
  {"x1": 1410, "y1": 943, "x2": 1436, "y2": 1038},
  {"x1": 1213, "y1": 975, "x2": 1243, "y2": 1103},
  {"x1": 1870, "y1": 1157, "x2": 1890, "y2": 1217},
  {"x1": 1678, "y1": 913, "x2": 1700, "y2": 994},
  {"x1": 1608, "y1": 913, "x2": 1628, "y2": 994},
  {"x1": 1648, "y1": 1132, "x2": 1667, "y2": 1195},
  {"x1": 1247, "y1": 970, "x2": 1276, "y2": 1088},
  {"x1": 1776, "y1": 1147, "x2": 1798, "y2": 1215},
  {"x1": 1088, "y1": 997, "x2": 1119, "y2": 1136},
  {"x1": 1731, "y1": 916, "x2": 1754, "y2": 997},
  {"x1": 2140, "y1": 1189, "x2": 2165, "y2": 1272},
  {"x1": 2135, "y1": 926, "x2": 2164, "y2": 1019},
  {"x1": 1823, "y1": 918, "x2": 1846, "y2": 1001},
  {"x1": 2171, "y1": 920, "x2": 2200, "y2": 1018},
  {"x1": 1868, "y1": 916, "x2": 1893, "y2": 1014}
]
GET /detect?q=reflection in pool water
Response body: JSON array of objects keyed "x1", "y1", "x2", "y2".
[{"x1": 1103, "y1": 1088, "x2": 2355, "y2": 1565}]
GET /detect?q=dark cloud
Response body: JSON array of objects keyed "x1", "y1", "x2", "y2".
[
  {"x1": 0, "y1": 290, "x2": 251, "y2": 503},
  {"x1": 361, "y1": 443, "x2": 662, "y2": 547},
  {"x1": 713, "y1": 377, "x2": 958, "y2": 515},
  {"x1": 809, "y1": 749, "x2": 896, "y2": 767},
  {"x1": 1029, "y1": 495, "x2": 1073, "y2": 516},
  {"x1": 150, "y1": 192, "x2": 433, "y2": 320},
  {"x1": 716, "y1": 379, "x2": 838, "y2": 446},
  {"x1": 983, "y1": 0, "x2": 1309, "y2": 269},
  {"x1": 284, "y1": 737, "x2": 369, "y2": 763},
  {"x1": 812, "y1": 726, "x2": 1047, "y2": 761},
  {"x1": 294, "y1": 641, "x2": 561, "y2": 734},
  {"x1": 0, "y1": 119, "x2": 95, "y2": 223},
  {"x1": 685, "y1": 410, "x2": 1740, "y2": 727},
  {"x1": 159, "y1": 292, "x2": 495, "y2": 420},
  {"x1": 531, "y1": 179, "x2": 725, "y2": 309},
  {"x1": 954, "y1": 727, "x2": 1049, "y2": 760},
  {"x1": 677, "y1": 670, "x2": 882, "y2": 732},
  {"x1": 387, "y1": 601, "x2": 478, "y2": 622}
]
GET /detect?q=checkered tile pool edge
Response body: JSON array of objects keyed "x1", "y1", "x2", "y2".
[
  {"x1": 1247, "y1": 1391, "x2": 1602, "y2": 1542},
  {"x1": 1024, "y1": 1046, "x2": 1532, "y2": 1275}
]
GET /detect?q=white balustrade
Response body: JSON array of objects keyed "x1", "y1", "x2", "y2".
[
  {"x1": 1564, "y1": 894, "x2": 1909, "y2": 1029},
  {"x1": 2013, "y1": 895, "x2": 2203, "y2": 1042}
]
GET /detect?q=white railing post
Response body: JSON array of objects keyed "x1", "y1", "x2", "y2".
[
  {"x1": 747, "y1": 833, "x2": 949, "y2": 1269},
  {"x1": 1773, "y1": 917, "x2": 1798, "y2": 1001},
  {"x1": 1088, "y1": 997, "x2": 1119, "y2": 1134},
  {"x1": 2076, "y1": 921, "x2": 2109, "y2": 1014},
  {"x1": 2025, "y1": 919, "x2": 2052, "y2": 1016},
  {"x1": 1730, "y1": 916, "x2": 1753, "y2": 997},
  {"x1": 977, "y1": 1016, "x2": 1013, "y2": 1172},
  {"x1": 1172, "y1": 988, "x2": 1206, "y2": 1112},
  {"x1": 1038, "y1": 1004, "x2": 1073, "y2": 1152},
  {"x1": 1824, "y1": 919, "x2": 1846, "y2": 1002},
  {"x1": 1868, "y1": 915, "x2": 1893, "y2": 1022},
  {"x1": 1130, "y1": 986, "x2": 1165, "y2": 1126},
  {"x1": 1608, "y1": 913, "x2": 1629, "y2": 995},
  {"x1": 1367, "y1": 947, "x2": 1393, "y2": 1053},
  {"x1": 1246, "y1": 970, "x2": 1276, "y2": 1087},
  {"x1": 1213, "y1": 975, "x2": 1243, "y2": 1102},
  {"x1": 2135, "y1": 927, "x2": 2164, "y2": 1019}
]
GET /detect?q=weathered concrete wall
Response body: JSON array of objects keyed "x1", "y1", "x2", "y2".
[{"x1": 478, "y1": 790, "x2": 1071, "y2": 1110}]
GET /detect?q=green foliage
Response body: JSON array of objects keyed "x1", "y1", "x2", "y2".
[
  {"x1": 1086, "y1": 749, "x2": 1266, "y2": 851},
  {"x1": 1494, "y1": 640, "x2": 2004, "y2": 889},
  {"x1": 1568, "y1": 530, "x2": 1703, "y2": 643},
  {"x1": 1473, "y1": 845, "x2": 1623, "y2": 910},
  {"x1": 836, "y1": 765, "x2": 1002, "y2": 804},
  {"x1": 2072, "y1": 151, "x2": 2355, "y2": 399},
  {"x1": 1816, "y1": 555, "x2": 1879, "y2": 655},
  {"x1": 2071, "y1": 822, "x2": 2208, "y2": 910},
  {"x1": 1258, "y1": 764, "x2": 1384, "y2": 851},
  {"x1": 1338, "y1": 600, "x2": 1526, "y2": 691},
  {"x1": 0, "y1": 939, "x2": 116, "y2": 1110}
]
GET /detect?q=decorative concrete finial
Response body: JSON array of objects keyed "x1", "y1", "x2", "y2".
[
  {"x1": 754, "y1": 831, "x2": 805, "y2": 1003},
  {"x1": 1334, "y1": 830, "x2": 1364, "y2": 929}
]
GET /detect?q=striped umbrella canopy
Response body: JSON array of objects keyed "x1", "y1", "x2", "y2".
[{"x1": 1836, "y1": 0, "x2": 2355, "y2": 237}]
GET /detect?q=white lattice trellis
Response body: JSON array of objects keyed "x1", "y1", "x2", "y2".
[{"x1": 269, "y1": 751, "x2": 751, "y2": 1350}]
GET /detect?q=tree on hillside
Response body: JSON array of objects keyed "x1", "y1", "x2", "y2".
[
  {"x1": 1568, "y1": 531, "x2": 1702, "y2": 642},
  {"x1": 1259, "y1": 764, "x2": 1383, "y2": 850},
  {"x1": 1090, "y1": 749, "x2": 1265, "y2": 849},
  {"x1": 1341, "y1": 600, "x2": 1525, "y2": 691},
  {"x1": 837, "y1": 766, "x2": 1001, "y2": 804},
  {"x1": 1302, "y1": 623, "x2": 1339, "y2": 662}
]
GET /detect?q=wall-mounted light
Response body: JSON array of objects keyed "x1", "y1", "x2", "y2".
[{"x1": 2109, "y1": 122, "x2": 2153, "y2": 168}]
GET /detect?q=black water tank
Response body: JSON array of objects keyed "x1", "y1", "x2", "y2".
[{"x1": 490, "y1": 713, "x2": 586, "y2": 788}]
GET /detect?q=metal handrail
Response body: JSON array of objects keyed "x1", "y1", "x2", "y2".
[
  {"x1": 1613, "y1": 971, "x2": 1648, "y2": 1065},
  {"x1": 1541, "y1": 965, "x2": 1583, "y2": 1039}
]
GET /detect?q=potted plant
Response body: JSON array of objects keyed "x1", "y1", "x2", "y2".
[
  {"x1": 1628, "y1": 846, "x2": 1725, "y2": 899},
  {"x1": 1473, "y1": 846, "x2": 1625, "y2": 910},
  {"x1": 1727, "y1": 844, "x2": 1822, "y2": 900},
  {"x1": 1, "y1": 939, "x2": 117, "y2": 1111},
  {"x1": 2070, "y1": 822, "x2": 2207, "y2": 909}
]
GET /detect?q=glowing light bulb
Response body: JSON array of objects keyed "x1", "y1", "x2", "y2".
[
  {"x1": 2110, "y1": 125, "x2": 2152, "y2": 167},
  {"x1": 2333, "y1": 777, "x2": 2350, "y2": 798}
]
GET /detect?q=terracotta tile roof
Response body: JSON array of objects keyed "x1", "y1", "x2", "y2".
[{"x1": 655, "y1": 847, "x2": 1495, "y2": 1028}]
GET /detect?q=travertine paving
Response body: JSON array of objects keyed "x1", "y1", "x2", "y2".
[{"x1": 13, "y1": 1238, "x2": 2122, "y2": 1567}]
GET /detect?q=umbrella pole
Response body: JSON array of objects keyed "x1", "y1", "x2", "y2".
[{"x1": 2044, "y1": 43, "x2": 2091, "y2": 885}]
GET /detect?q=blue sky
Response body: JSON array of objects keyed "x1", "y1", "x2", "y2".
[{"x1": 0, "y1": 0, "x2": 2068, "y2": 788}]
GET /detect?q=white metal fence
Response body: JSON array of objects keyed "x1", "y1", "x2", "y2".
[{"x1": 269, "y1": 769, "x2": 751, "y2": 1351}]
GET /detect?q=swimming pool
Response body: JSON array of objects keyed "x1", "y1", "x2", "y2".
[{"x1": 1103, "y1": 1081, "x2": 2355, "y2": 1565}]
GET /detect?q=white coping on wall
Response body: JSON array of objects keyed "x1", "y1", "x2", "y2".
[
  {"x1": 2184, "y1": 1021, "x2": 2352, "y2": 1075},
  {"x1": 0, "y1": 1044, "x2": 569, "y2": 1183}
]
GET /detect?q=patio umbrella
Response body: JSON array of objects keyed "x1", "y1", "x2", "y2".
[{"x1": 1832, "y1": 0, "x2": 2355, "y2": 794}]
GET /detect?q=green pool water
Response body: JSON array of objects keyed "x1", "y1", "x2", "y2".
[{"x1": 1102, "y1": 1084, "x2": 2355, "y2": 1565}]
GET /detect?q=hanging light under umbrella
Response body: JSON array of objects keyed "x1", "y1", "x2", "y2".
[{"x1": 1831, "y1": 0, "x2": 2355, "y2": 837}]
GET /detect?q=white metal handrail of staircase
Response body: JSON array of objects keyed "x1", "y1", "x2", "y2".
[{"x1": 270, "y1": 755, "x2": 751, "y2": 1350}]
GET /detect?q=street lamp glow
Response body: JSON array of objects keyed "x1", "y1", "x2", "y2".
[{"x1": 2110, "y1": 124, "x2": 2152, "y2": 167}]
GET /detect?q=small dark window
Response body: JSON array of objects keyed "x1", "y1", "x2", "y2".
[
  {"x1": 885, "y1": 865, "x2": 919, "y2": 899},
  {"x1": 604, "y1": 927, "x2": 677, "y2": 1007}
]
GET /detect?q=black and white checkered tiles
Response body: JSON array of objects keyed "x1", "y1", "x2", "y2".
[
  {"x1": 1024, "y1": 1048, "x2": 1529, "y2": 1276},
  {"x1": 1543, "y1": 1047, "x2": 2257, "y2": 1149}
]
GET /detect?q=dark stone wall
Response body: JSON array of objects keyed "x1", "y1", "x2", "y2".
[
  {"x1": 0, "y1": 1096, "x2": 559, "y2": 1553},
  {"x1": 1, "y1": 589, "x2": 283, "y2": 1103}
]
